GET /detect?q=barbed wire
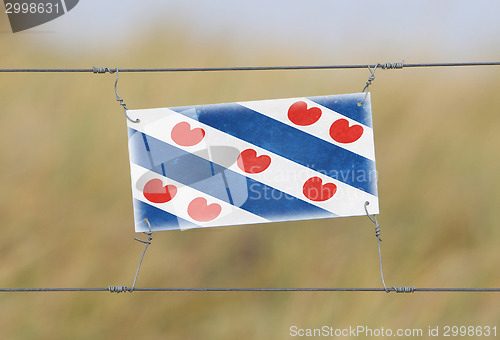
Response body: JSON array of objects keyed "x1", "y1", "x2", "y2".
[{"x1": 0, "y1": 61, "x2": 499, "y2": 73}]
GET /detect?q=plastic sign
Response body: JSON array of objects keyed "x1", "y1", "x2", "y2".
[{"x1": 127, "y1": 93, "x2": 379, "y2": 232}]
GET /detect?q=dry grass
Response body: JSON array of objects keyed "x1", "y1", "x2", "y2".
[{"x1": 1, "y1": 17, "x2": 500, "y2": 340}]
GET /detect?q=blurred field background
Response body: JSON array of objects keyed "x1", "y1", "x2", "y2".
[{"x1": 1, "y1": 2, "x2": 500, "y2": 339}]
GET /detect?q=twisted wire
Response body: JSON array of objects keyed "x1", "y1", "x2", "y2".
[
  {"x1": 1, "y1": 60, "x2": 499, "y2": 295},
  {"x1": 112, "y1": 68, "x2": 139, "y2": 123},
  {"x1": 391, "y1": 286, "x2": 415, "y2": 293},
  {"x1": 1, "y1": 61, "x2": 499, "y2": 73},
  {"x1": 363, "y1": 202, "x2": 417, "y2": 294},
  {"x1": 358, "y1": 63, "x2": 383, "y2": 106},
  {"x1": 92, "y1": 67, "x2": 115, "y2": 74},
  {"x1": 1, "y1": 287, "x2": 499, "y2": 293},
  {"x1": 379, "y1": 61, "x2": 405, "y2": 69},
  {"x1": 130, "y1": 219, "x2": 154, "y2": 292},
  {"x1": 364, "y1": 201, "x2": 390, "y2": 292},
  {"x1": 108, "y1": 286, "x2": 129, "y2": 293}
]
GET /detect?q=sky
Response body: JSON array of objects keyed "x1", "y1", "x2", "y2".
[{"x1": 4, "y1": 0, "x2": 500, "y2": 62}]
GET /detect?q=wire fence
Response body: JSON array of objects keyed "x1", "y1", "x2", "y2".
[
  {"x1": 1, "y1": 60, "x2": 499, "y2": 294},
  {"x1": 1, "y1": 287, "x2": 499, "y2": 293},
  {"x1": 0, "y1": 61, "x2": 499, "y2": 73}
]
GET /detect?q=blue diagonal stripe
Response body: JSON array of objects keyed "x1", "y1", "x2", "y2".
[
  {"x1": 170, "y1": 103, "x2": 377, "y2": 196},
  {"x1": 133, "y1": 199, "x2": 197, "y2": 231},
  {"x1": 129, "y1": 128, "x2": 336, "y2": 222},
  {"x1": 308, "y1": 93, "x2": 373, "y2": 128}
]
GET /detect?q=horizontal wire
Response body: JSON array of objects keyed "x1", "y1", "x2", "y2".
[
  {"x1": 1, "y1": 287, "x2": 499, "y2": 293},
  {"x1": 1, "y1": 61, "x2": 499, "y2": 294},
  {"x1": 0, "y1": 62, "x2": 500, "y2": 73}
]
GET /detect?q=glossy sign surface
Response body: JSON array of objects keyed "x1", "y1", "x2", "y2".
[{"x1": 127, "y1": 93, "x2": 378, "y2": 232}]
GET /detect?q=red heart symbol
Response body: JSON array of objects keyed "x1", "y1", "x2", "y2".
[
  {"x1": 143, "y1": 179, "x2": 177, "y2": 203},
  {"x1": 187, "y1": 197, "x2": 222, "y2": 222},
  {"x1": 237, "y1": 149, "x2": 271, "y2": 174},
  {"x1": 302, "y1": 177, "x2": 337, "y2": 201},
  {"x1": 171, "y1": 121, "x2": 205, "y2": 146},
  {"x1": 287, "y1": 101, "x2": 322, "y2": 126},
  {"x1": 329, "y1": 118, "x2": 363, "y2": 144}
]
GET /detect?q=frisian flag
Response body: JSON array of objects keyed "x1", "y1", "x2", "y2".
[{"x1": 126, "y1": 93, "x2": 378, "y2": 232}]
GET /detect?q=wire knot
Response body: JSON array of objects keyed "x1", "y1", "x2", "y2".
[
  {"x1": 362, "y1": 68, "x2": 376, "y2": 93},
  {"x1": 127, "y1": 219, "x2": 154, "y2": 293},
  {"x1": 391, "y1": 286, "x2": 415, "y2": 293},
  {"x1": 92, "y1": 67, "x2": 116, "y2": 74},
  {"x1": 365, "y1": 73, "x2": 375, "y2": 88},
  {"x1": 364, "y1": 201, "x2": 382, "y2": 242},
  {"x1": 93, "y1": 67, "x2": 138, "y2": 122},
  {"x1": 134, "y1": 219, "x2": 153, "y2": 245},
  {"x1": 108, "y1": 286, "x2": 129, "y2": 293},
  {"x1": 380, "y1": 61, "x2": 404, "y2": 70},
  {"x1": 358, "y1": 64, "x2": 379, "y2": 106},
  {"x1": 111, "y1": 68, "x2": 139, "y2": 123},
  {"x1": 374, "y1": 224, "x2": 381, "y2": 241}
]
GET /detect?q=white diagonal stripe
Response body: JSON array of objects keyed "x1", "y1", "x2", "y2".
[
  {"x1": 130, "y1": 163, "x2": 270, "y2": 231},
  {"x1": 238, "y1": 95, "x2": 375, "y2": 161},
  {"x1": 127, "y1": 107, "x2": 379, "y2": 218}
]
